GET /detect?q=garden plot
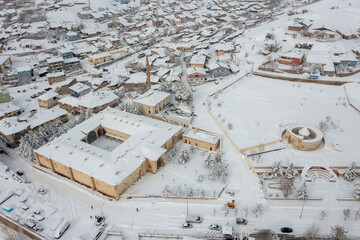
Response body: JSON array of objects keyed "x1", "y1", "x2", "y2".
[
  {"x1": 209, "y1": 75, "x2": 360, "y2": 165},
  {"x1": 124, "y1": 142, "x2": 226, "y2": 197}
]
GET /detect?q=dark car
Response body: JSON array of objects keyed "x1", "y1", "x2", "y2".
[
  {"x1": 236, "y1": 218, "x2": 247, "y2": 225},
  {"x1": 16, "y1": 170, "x2": 24, "y2": 176},
  {"x1": 209, "y1": 224, "x2": 222, "y2": 231},
  {"x1": 181, "y1": 223, "x2": 192, "y2": 229},
  {"x1": 138, "y1": 53, "x2": 145, "y2": 58},
  {"x1": 281, "y1": 227, "x2": 293, "y2": 233}
]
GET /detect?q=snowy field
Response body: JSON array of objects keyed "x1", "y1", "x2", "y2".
[
  {"x1": 125, "y1": 142, "x2": 226, "y2": 197},
  {"x1": 210, "y1": 75, "x2": 360, "y2": 167}
]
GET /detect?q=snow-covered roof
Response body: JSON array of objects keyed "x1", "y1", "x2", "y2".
[
  {"x1": 187, "y1": 67, "x2": 206, "y2": 75},
  {"x1": 69, "y1": 83, "x2": 91, "y2": 93},
  {"x1": 37, "y1": 92, "x2": 58, "y2": 101},
  {"x1": 184, "y1": 128, "x2": 219, "y2": 144},
  {"x1": 0, "y1": 117, "x2": 29, "y2": 135},
  {"x1": 29, "y1": 108, "x2": 67, "y2": 129},
  {"x1": 127, "y1": 72, "x2": 146, "y2": 84},
  {"x1": 0, "y1": 56, "x2": 10, "y2": 65},
  {"x1": 59, "y1": 88, "x2": 118, "y2": 109},
  {"x1": 47, "y1": 72, "x2": 65, "y2": 78},
  {"x1": 35, "y1": 108, "x2": 182, "y2": 186},
  {"x1": 89, "y1": 52, "x2": 112, "y2": 60},
  {"x1": 47, "y1": 57, "x2": 64, "y2": 64},
  {"x1": 133, "y1": 90, "x2": 170, "y2": 107},
  {"x1": 0, "y1": 102, "x2": 20, "y2": 116}
]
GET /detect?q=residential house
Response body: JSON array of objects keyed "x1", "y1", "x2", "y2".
[
  {"x1": 69, "y1": 82, "x2": 92, "y2": 98},
  {"x1": 57, "y1": 49, "x2": 74, "y2": 59},
  {"x1": 88, "y1": 53, "x2": 112, "y2": 65},
  {"x1": 59, "y1": 89, "x2": 119, "y2": 114},
  {"x1": 186, "y1": 67, "x2": 207, "y2": 85},
  {"x1": 278, "y1": 51, "x2": 305, "y2": 66},
  {"x1": 47, "y1": 57, "x2": 65, "y2": 72},
  {"x1": 190, "y1": 54, "x2": 206, "y2": 68},
  {"x1": 0, "y1": 102, "x2": 21, "y2": 119},
  {"x1": 0, "y1": 117, "x2": 30, "y2": 147},
  {"x1": 47, "y1": 71, "x2": 65, "y2": 85},
  {"x1": 208, "y1": 62, "x2": 232, "y2": 78},
  {"x1": 60, "y1": 78, "x2": 77, "y2": 95},
  {"x1": 17, "y1": 66, "x2": 33, "y2": 81},
  {"x1": 0, "y1": 56, "x2": 11, "y2": 73},
  {"x1": 37, "y1": 92, "x2": 59, "y2": 109},
  {"x1": 67, "y1": 31, "x2": 79, "y2": 41}
]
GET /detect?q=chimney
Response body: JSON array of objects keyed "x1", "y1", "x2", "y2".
[{"x1": 146, "y1": 55, "x2": 151, "y2": 90}]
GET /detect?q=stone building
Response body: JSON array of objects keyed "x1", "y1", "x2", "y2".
[
  {"x1": 37, "y1": 92, "x2": 59, "y2": 109},
  {"x1": 133, "y1": 90, "x2": 170, "y2": 117},
  {"x1": 88, "y1": 53, "x2": 112, "y2": 65},
  {"x1": 47, "y1": 72, "x2": 65, "y2": 85},
  {"x1": 183, "y1": 128, "x2": 220, "y2": 151},
  {"x1": 34, "y1": 108, "x2": 183, "y2": 200}
]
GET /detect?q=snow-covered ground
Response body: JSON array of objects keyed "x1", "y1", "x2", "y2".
[{"x1": 1, "y1": 0, "x2": 360, "y2": 238}]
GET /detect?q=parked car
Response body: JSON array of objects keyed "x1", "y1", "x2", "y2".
[
  {"x1": 236, "y1": 218, "x2": 247, "y2": 225},
  {"x1": 16, "y1": 170, "x2": 24, "y2": 176},
  {"x1": 225, "y1": 190, "x2": 235, "y2": 197},
  {"x1": 281, "y1": 227, "x2": 293, "y2": 233},
  {"x1": 37, "y1": 188, "x2": 46, "y2": 195},
  {"x1": 186, "y1": 215, "x2": 202, "y2": 223},
  {"x1": 25, "y1": 220, "x2": 36, "y2": 229},
  {"x1": 209, "y1": 224, "x2": 222, "y2": 231},
  {"x1": 138, "y1": 53, "x2": 145, "y2": 58},
  {"x1": 54, "y1": 220, "x2": 70, "y2": 239},
  {"x1": 95, "y1": 216, "x2": 105, "y2": 226},
  {"x1": 214, "y1": 81, "x2": 219, "y2": 84},
  {"x1": 181, "y1": 223, "x2": 193, "y2": 229}
]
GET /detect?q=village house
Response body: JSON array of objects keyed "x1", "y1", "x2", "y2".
[
  {"x1": 183, "y1": 127, "x2": 220, "y2": 151},
  {"x1": 59, "y1": 89, "x2": 119, "y2": 114},
  {"x1": 67, "y1": 31, "x2": 79, "y2": 41},
  {"x1": 187, "y1": 67, "x2": 207, "y2": 85},
  {"x1": 59, "y1": 78, "x2": 77, "y2": 95},
  {"x1": 88, "y1": 53, "x2": 113, "y2": 65},
  {"x1": 0, "y1": 108, "x2": 68, "y2": 147},
  {"x1": 133, "y1": 89, "x2": 170, "y2": 117},
  {"x1": 34, "y1": 108, "x2": 183, "y2": 200},
  {"x1": 58, "y1": 49, "x2": 74, "y2": 59},
  {"x1": 0, "y1": 56, "x2": 12, "y2": 73},
  {"x1": 0, "y1": 117, "x2": 30, "y2": 147},
  {"x1": 208, "y1": 62, "x2": 232, "y2": 78},
  {"x1": 47, "y1": 57, "x2": 65, "y2": 72},
  {"x1": 190, "y1": 54, "x2": 206, "y2": 68},
  {"x1": 47, "y1": 71, "x2": 65, "y2": 85},
  {"x1": 37, "y1": 92, "x2": 59, "y2": 109},
  {"x1": 16, "y1": 66, "x2": 33, "y2": 81},
  {"x1": 69, "y1": 82, "x2": 92, "y2": 98},
  {"x1": 0, "y1": 102, "x2": 21, "y2": 120},
  {"x1": 278, "y1": 51, "x2": 305, "y2": 66},
  {"x1": 124, "y1": 72, "x2": 148, "y2": 89}
]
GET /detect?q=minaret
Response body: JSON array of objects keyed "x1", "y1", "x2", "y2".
[{"x1": 146, "y1": 55, "x2": 151, "y2": 90}]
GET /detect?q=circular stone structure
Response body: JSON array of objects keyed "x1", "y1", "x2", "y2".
[{"x1": 284, "y1": 124, "x2": 323, "y2": 151}]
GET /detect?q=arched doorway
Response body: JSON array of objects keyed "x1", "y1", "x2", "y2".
[{"x1": 87, "y1": 131, "x2": 97, "y2": 144}]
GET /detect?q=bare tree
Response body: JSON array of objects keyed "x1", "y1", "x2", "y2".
[
  {"x1": 303, "y1": 223, "x2": 320, "y2": 240},
  {"x1": 279, "y1": 177, "x2": 294, "y2": 198},
  {"x1": 252, "y1": 204, "x2": 264, "y2": 218},
  {"x1": 330, "y1": 225, "x2": 348, "y2": 240},
  {"x1": 255, "y1": 229, "x2": 277, "y2": 240},
  {"x1": 320, "y1": 210, "x2": 327, "y2": 220},
  {"x1": 343, "y1": 209, "x2": 351, "y2": 221}
]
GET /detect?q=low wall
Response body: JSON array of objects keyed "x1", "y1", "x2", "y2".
[
  {"x1": 0, "y1": 213, "x2": 46, "y2": 240},
  {"x1": 253, "y1": 71, "x2": 349, "y2": 85}
]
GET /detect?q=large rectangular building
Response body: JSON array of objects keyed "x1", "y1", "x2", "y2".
[{"x1": 34, "y1": 108, "x2": 183, "y2": 200}]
